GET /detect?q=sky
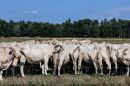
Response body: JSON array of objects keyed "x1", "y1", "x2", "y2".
[{"x1": 0, "y1": 0, "x2": 130, "y2": 23}]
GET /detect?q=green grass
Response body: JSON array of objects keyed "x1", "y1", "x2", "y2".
[{"x1": 1, "y1": 74, "x2": 130, "y2": 86}]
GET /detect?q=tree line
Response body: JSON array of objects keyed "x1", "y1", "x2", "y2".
[{"x1": 0, "y1": 18, "x2": 130, "y2": 38}]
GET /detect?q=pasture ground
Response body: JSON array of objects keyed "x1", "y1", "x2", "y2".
[
  {"x1": 1, "y1": 37, "x2": 130, "y2": 86},
  {"x1": 1, "y1": 74, "x2": 130, "y2": 86},
  {"x1": 0, "y1": 37, "x2": 130, "y2": 43}
]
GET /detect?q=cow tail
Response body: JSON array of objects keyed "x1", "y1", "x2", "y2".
[
  {"x1": 72, "y1": 46, "x2": 80, "y2": 61},
  {"x1": 57, "y1": 53, "x2": 60, "y2": 65},
  {"x1": 96, "y1": 46, "x2": 101, "y2": 62},
  {"x1": 106, "y1": 45, "x2": 111, "y2": 58}
]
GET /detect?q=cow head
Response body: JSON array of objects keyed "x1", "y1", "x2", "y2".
[
  {"x1": 9, "y1": 44, "x2": 22, "y2": 66},
  {"x1": 118, "y1": 48, "x2": 128, "y2": 59},
  {"x1": 9, "y1": 46, "x2": 21, "y2": 58},
  {"x1": 122, "y1": 48, "x2": 128, "y2": 57}
]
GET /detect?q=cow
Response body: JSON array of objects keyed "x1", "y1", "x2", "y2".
[
  {"x1": 96, "y1": 42, "x2": 112, "y2": 75},
  {"x1": 78, "y1": 43, "x2": 99, "y2": 75},
  {"x1": 0, "y1": 46, "x2": 15, "y2": 80},
  {"x1": 79, "y1": 39, "x2": 91, "y2": 45},
  {"x1": 11, "y1": 42, "x2": 57, "y2": 77},
  {"x1": 109, "y1": 44, "x2": 121, "y2": 75},
  {"x1": 117, "y1": 45, "x2": 130, "y2": 76},
  {"x1": 52, "y1": 42, "x2": 80, "y2": 76}
]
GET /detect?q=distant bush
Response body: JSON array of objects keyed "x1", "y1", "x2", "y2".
[{"x1": 0, "y1": 18, "x2": 130, "y2": 38}]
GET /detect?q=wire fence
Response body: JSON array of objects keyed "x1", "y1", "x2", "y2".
[
  {"x1": 1, "y1": 65, "x2": 130, "y2": 86},
  {"x1": 3, "y1": 65, "x2": 129, "y2": 77}
]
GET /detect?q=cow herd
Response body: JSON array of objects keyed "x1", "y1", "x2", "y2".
[{"x1": 0, "y1": 39, "x2": 130, "y2": 80}]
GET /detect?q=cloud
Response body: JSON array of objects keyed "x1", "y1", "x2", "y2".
[
  {"x1": 31, "y1": 10, "x2": 39, "y2": 14},
  {"x1": 23, "y1": 10, "x2": 39, "y2": 14},
  {"x1": 23, "y1": 11, "x2": 29, "y2": 14},
  {"x1": 104, "y1": 7, "x2": 130, "y2": 18},
  {"x1": 112, "y1": 7, "x2": 130, "y2": 14}
]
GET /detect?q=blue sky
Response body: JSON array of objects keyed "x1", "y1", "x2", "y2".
[{"x1": 0, "y1": 0, "x2": 130, "y2": 23}]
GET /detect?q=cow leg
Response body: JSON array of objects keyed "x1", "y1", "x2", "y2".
[
  {"x1": 20, "y1": 56, "x2": 26, "y2": 78},
  {"x1": 104, "y1": 59, "x2": 111, "y2": 75},
  {"x1": 126, "y1": 65, "x2": 130, "y2": 76},
  {"x1": 0, "y1": 71, "x2": 3, "y2": 80},
  {"x1": 52, "y1": 60, "x2": 56, "y2": 75},
  {"x1": 73, "y1": 59, "x2": 77, "y2": 74},
  {"x1": 40, "y1": 62, "x2": 42, "y2": 68},
  {"x1": 52, "y1": 53, "x2": 58, "y2": 76},
  {"x1": 11, "y1": 65, "x2": 15, "y2": 77},
  {"x1": 41, "y1": 63, "x2": 45, "y2": 75},
  {"x1": 113, "y1": 60, "x2": 118, "y2": 75},
  {"x1": 12, "y1": 58, "x2": 19, "y2": 77},
  {"x1": 93, "y1": 61, "x2": 98, "y2": 75},
  {"x1": 71, "y1": 54, "x2": 77, "y2": 74},
  {"x1": 77, "y1": 59, "x2": 82, "y2": 74},
  {"x1": 52, "y1": 58, "x2": 57, "y2": 76},
  {"x1": 99, "y1": 57, "x2": 103, "y2": 76},
  {"x1": 20, "y1": 65, "x2": 25, "y2": 78},
  {"x1": 58, "y1": 64, "x2": 62, "y2": 76},
  {"x1": 58, "y1": 59, "x2": 63, "y2": 76},
  {"x1": 44, "y1": 58, "x2": 49, "y2": 76},
  {"x1": 53, "y1": 64, "x2": 56, "y2": 76}
]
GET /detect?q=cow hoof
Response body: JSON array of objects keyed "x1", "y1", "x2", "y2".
[
  {"x1": 57, "y1": 75, "x2": 61, "y2": 77},
  {"x1": 21, "y1": 76, "x2": 25, "y2": 78},
  {"x1": 112, "y1": 73, "x2": 114, "y2": 75},
  {"x1": 100, "y1": 73, "x2": 104, "y2": 77},
  {"x1": 44, "y1": 74, "x2": 47, "y2": 76},
  {"x1": 74, "y1": 73, "x2": 78, "y2": 75},
  {"x1": 94, "y1": 74, "x2": 98, "y2": 77},
  {"x1": 53, "y1": 74, "x2": 56, "y2": 76},
  {"x1": 125, "y1": 74, "x2": 129, "y2": 77},
  {"x1": 53, "y1": 73, "x2": 55, "y2": 75},
  {"x1": 75, "y1": 72, "x2": 78, "y2": 74},
  {"x1": 107, "y1": 74, "x2": 111, "y2": 76}
]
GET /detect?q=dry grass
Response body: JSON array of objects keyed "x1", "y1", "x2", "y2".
[
  {"x1": 0, "y1": 37, "x2": 130, "y2": 44},
  {"x1": 1, "y1": 74, "x2": 130, "y2": 86}
]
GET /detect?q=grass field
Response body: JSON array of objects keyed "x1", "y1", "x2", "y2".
[
  {"x1": 1, "y1": 37, "x2": 130, "y2": 86},
  {"x1": 0, "y1": 37, "x2": 130, "y2": 44},
  {"x1": 1, "y1": 74, "x2": 130, "y2": 86}
]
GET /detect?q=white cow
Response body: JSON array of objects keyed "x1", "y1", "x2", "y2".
[
  {"x1": 0, "y1": 46, "x2": 15, "y2": 80},
  {"x1": 79, "y1": 43, "x2": 99, "y2": 75},
  {"x1": 11, "y1": 42, "x2": 55, "y2": 77},
  {"x1": 79, "y1": 39, "x2": 91, "y2": 45},
  {"x1": 110, "y1": 44, "x2": 121, "y2": 75},
  {"x1": 96, "y1": 42, "x2": 111, "y2": 75},
  {"x1": 53, "y1": 42, "x2": 80, "y2": 76},
  {"x1": 72, "y1": 46, "x2": 81, "y2": 74},
  {"x1": 117, "y1": 45, "x2": 130, "y2": 76}
]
